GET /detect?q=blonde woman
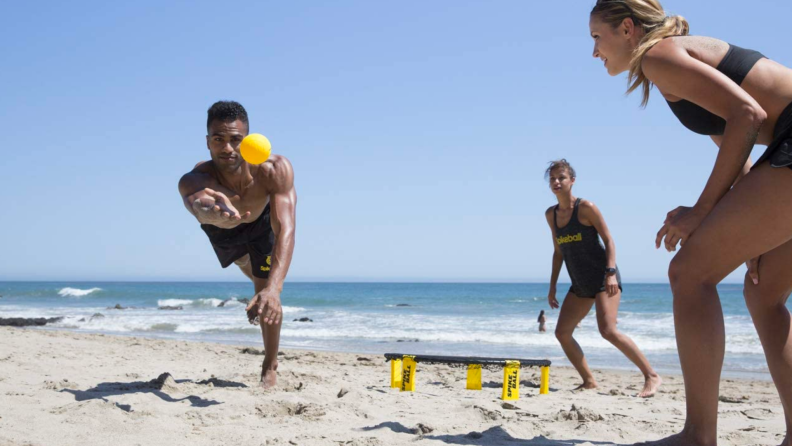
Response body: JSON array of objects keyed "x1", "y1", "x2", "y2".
[
  {"x1": 544, "y1": 159, "x2": 660, "y2": 397},
  {"x1": 590, "y1": 1, "x2": 792, "y2": 444}
]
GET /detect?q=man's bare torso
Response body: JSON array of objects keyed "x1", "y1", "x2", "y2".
[{"x1": 184, "y1": 155, "x2": 288, "y2": 224}]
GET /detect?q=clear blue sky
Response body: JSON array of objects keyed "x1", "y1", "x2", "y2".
[{"x1": 1, "y1": 1, "x2": 790, "y2": 282}]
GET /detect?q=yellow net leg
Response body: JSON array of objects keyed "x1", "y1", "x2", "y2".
[
  {"x1": 501, "y1": 360, "x2": 520, "y2": 400},
  {"x1": 390, "y1": 359, "x2": 403, "y2": 388},
  {"x1": 540, "y1": 366, "x2": 550, "y2": 395},
  {"x1": 400, "y1": 356, "x2": 417, "y2": 392},
  {"x1": 466, "y1": 364, "x2": 482, "y2": 390}
]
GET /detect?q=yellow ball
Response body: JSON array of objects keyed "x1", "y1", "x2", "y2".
[{"x1": 240, "y1": 133, "x2": 272, "y2": 165}]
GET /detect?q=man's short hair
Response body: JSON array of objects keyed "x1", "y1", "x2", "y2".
[{"x1": 207, "y1": 100, "x2": 249, "y2": 132}]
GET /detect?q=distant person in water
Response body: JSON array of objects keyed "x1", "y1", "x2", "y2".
[
  {"x1": 537, "y1": 310, "x2": 547, "y2": 332},
  {"x1": 544, "y1": 159, "x2": 661, "y2": 397}
]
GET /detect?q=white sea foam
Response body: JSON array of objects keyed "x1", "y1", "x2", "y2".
[
  {"x1": 1, "y1": 298, "x2": 765, "y2": 364},
  {"x1": 157, "y1": 299, "x2": 193, "y2": 307},
  {"x1": 282, "y1": 306, "x2": 306, "y2": 314},
  {"x1": 58, "y1": 287, "x2": 102, "y2": 297}
]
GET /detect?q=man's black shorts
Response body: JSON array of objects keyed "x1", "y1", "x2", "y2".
[{"x1": 200, "y1": 204, "x2": 274, "y2": 279}]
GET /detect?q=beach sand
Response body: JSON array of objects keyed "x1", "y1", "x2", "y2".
[{"x1": 0, "y1": 327, "x2": 784, "y2": 446}]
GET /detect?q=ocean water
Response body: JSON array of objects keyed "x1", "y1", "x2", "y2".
[{"x1": 0, "y1": 282, "x2": 776, "y2": 379}]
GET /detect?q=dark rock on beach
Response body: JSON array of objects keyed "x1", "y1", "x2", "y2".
[
  {"x1": 293, "y1": 317, "x2": 313, "y2": 322},
  {"x1": 0, "y1": 317, "x2": 63, "y2": 327},
  {"x1": 395, "y1": 304, "x2": 411, "y2": 307},
  {"x1": 107, "y1": 304, "x2": 127, "y2": 310},
  {"x1": 158, "y1": 306, "x2": 183, "y2": 311},
  {"x1": 396, "y1": 339, "x2": 420, "y2": 343},
  {"x1": 90, "y1": 313, "x2": 105, "y2": 321}
]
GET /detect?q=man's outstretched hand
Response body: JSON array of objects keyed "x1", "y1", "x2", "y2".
[{"x1": 191, "y1": 188, "x2": 252, "y2": 228}]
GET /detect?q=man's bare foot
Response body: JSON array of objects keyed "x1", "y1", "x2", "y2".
[
  {"x1": 573, "y1": 380, "x2": 597, "y2": 391},
  {"x1": 260, "y1": 360, "x2": 278, "y2": 389},
  {"x1": 637, "y1": 431, "x2": 714, "y2": 446},
  {"x1": 639, "y1": 374, "x2": 662, "y2": 398}
]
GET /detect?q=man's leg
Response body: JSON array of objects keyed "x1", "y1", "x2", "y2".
[
  {"x1": 236, "y1": 255, "x2": 281, "y2": 389},
  {"x1": 234, "y1": 254, "x2": 255, "y2": 281}
]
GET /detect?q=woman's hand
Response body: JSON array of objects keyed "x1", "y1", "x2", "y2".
[
  {"x1": 548, "y1": 285, "x2": 559, "y2": 309},
  {"x1": 605, "y1": 274, "x2": 619, "y2": 297},
  {"x1": 655, "y1": 206, "x2": 708, "y2": 252},
  {"x1": 746, "y1": 256, "x2": 761, "y2": 285}
]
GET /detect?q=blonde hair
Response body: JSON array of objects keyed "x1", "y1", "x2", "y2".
[{"x1": 591, "y1": 0, "x2": 689, "y2": 106}]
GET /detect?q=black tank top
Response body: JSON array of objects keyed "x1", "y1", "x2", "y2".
[
  {"x1": 554, "y1": 199, "x2": 611, "y2": 288},
  {"x1": 666, "y1": 44, "x2": 765, "y2": 136}
]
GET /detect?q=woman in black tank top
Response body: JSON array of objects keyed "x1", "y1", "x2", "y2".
[
  {"x1": 590, "y1": 1, "x2": 792, "y2": 444},
  {"x1": 544, "y1": 160, "x2": 661, "y2": 397}
]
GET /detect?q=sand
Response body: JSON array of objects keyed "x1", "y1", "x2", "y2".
[{"x1": 0, "y1": 327, "x2": 784, "y2": 445}]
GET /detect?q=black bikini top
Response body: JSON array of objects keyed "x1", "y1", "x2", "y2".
[{"x1": 666, "y1": 44, "x2": 766, "y2": 136}]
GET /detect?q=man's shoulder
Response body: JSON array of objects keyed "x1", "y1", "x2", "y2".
[
  {"x1": 261, "y1": 154, "x2": 293, "y2": 174},
  {"x1": 178, "y1": 161, "x2": 216, "y2": 193},
  {"x1": 255, "y1": 155, "x2": 294, "y2": 192}
]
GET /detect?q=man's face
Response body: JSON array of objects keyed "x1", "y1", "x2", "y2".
[{"x1": 206, "y1": 119, "x2": 249, "y2": 172}]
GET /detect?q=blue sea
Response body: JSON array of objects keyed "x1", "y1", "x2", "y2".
[{"x1": 0, "y1": 282, "x2": 775, "y2": 379}]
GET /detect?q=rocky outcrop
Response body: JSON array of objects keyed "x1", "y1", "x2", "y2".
[{"x1": 0, "y1": 317, "x2": 63, "y2": 327}]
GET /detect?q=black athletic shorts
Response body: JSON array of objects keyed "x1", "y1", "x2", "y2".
[
  {"x1": 569, "y1": 269, "x2": 623, "y2": 299},
  {"x1": 755, "y1": 101, "x2": 792, "y2": 170},
  {"x1": 200, "y1": 204, "x2": 274, "y2": 279}
]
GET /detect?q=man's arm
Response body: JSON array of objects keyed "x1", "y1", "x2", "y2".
[
  {"x1": 264, "y1": 157, "x2": 297, "y2": 295},
  {"x1": 178, "y1": 171, "x2": 251, "y2": 228},
  {"x1": 247, "y1": 157, "x2": 297, "y2": 325}
]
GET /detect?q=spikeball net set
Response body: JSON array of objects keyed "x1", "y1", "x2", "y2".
[{"x1": 384, "y1": 353, "x2": 551, "y2": 400}]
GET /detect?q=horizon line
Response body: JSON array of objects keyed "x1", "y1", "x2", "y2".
[{"x1": 0, "y1": 279, "x2": 749, "y2": 285}]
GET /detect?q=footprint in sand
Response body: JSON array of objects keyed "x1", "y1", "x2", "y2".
[
  {"x1": 43, "y1": 379, "x2": 79, "y2": 390},
  {"x1": 474, "y1": 405, "x2": 503, "y2": 421},
  {"x1": 255, "y1": 402, "x2": 326, "y2": 420},
  {"x1": 742, "y1": 408, "x2": 773, "y2": 420},
  {"x1": 555, "y1": 404, "x2": 605, "y2": 422}
]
